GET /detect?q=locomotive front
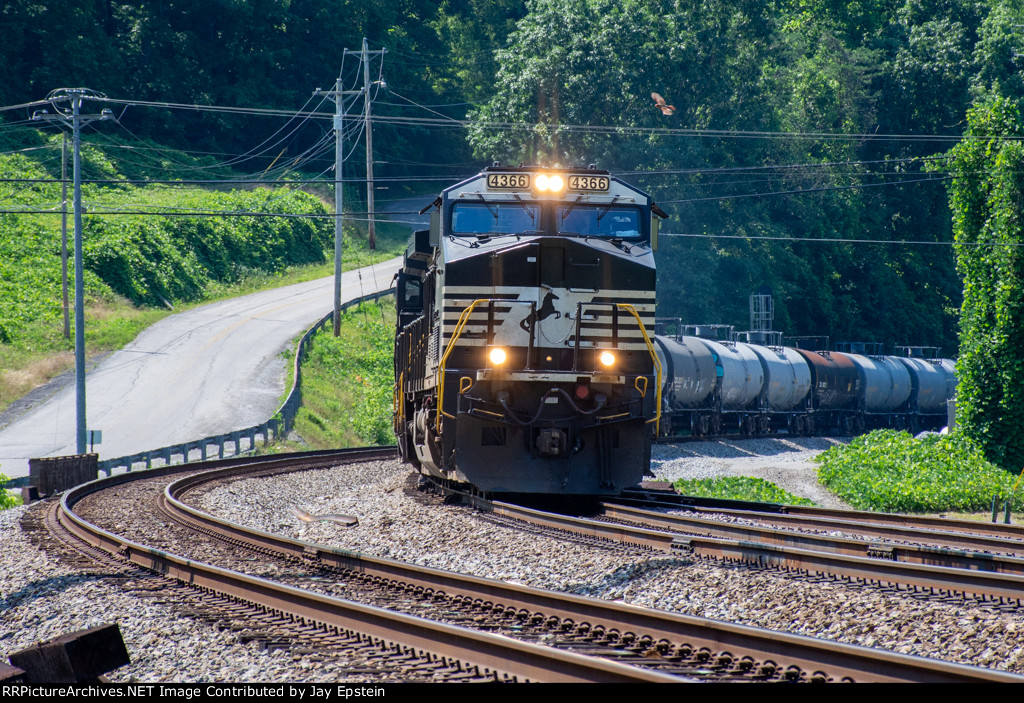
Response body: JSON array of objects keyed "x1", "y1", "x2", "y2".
[{"x1": 394, "y1": 166, "x2": 665, "y2": 495}]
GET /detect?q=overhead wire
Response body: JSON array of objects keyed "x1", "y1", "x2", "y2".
[{"x1": 657, "y1": 232, "x2": 1015, "y2": 247}]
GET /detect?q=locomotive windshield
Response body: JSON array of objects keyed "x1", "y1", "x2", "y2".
[
  {"x1": 557, "y1": 205, "x2": 642, "y2": 239},
  {"x1": 451, "y1": 202, "x2": 539, "y2": 235}
]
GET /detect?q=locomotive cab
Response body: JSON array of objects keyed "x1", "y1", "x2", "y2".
[{"x1": 394, "y1": 167, "x2": 665, "y2": 495}]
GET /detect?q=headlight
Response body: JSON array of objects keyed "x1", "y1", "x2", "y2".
[
  {"x1": 534, "y1": 173, "x2": 565, "y2": 193},
  {"x1": 489, "y1": 347, "x2": 508, "y2": 365},
  {"x1": 598, "y1": 350, "x2": 616, "y2": 367}
]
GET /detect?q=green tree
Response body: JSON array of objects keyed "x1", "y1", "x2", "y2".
[{"x1": 946, "y1": 96, "x2": 1024, "y2": 468}]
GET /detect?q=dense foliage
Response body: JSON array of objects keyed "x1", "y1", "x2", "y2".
[
  {"x1": 671, "y1": 476, "x2": 815, "y2": 506},
  {"x1": 944, "y1": 98, "x2": 1024, "y2": 468},
  {"x1": 816, "y1": 430, "x2": 1023, "y2": 512},
  {"x1": 294, "y1": 301, "x2": 395, "y2": 448}
]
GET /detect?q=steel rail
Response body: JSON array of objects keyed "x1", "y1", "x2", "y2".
[
  {"x1": 615, "y1": 493, "x2": 1024, "y2": 555},
  {"x1": 52, "y1": 453, "x2": 682, "y2": 683},
  {"x1": 160, "y1": 466, "x2": 1024, "y2": 682},
  {"x1": 600, "y1": 502, "x2": 1024, "y2": 575},
  {"x1": 470, "y1": 497, "x2": 1024, "y2": 604},
  {"x1": 776, "y1": 504, "x2": 1024, "y2": 541}
]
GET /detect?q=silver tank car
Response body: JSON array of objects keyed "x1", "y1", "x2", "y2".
[
  {"x1": 748, "y1": 345, "x2": 812, "y2": 411},
  {"x1": 843, "y1": 353, "x2": 913, "y2": 412},
  {"x1": 898, "y1": 357, "x2": 956, "y2": 413},
  {"x1": 654, "y1": 335, "x2": 956, "y2": 436},
  {"x1": 698, "y1": 339, "x2": 765, "y2": 410},
  {"x1": 654, "y1": 336, "x2": 717, "y2": 407}
]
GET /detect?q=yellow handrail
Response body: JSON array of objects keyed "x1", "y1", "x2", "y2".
[
  {"x1": 436, "y1": 299, "x2": 489, "y2": 432},
  {"x1": 616, "y1": 302, "x2": 662, "y2": 436}
]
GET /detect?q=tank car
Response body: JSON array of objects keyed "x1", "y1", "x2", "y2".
[
  {"x1": 394, "y1": 166, "x2": 667, "y2": 495},
  {"x1": 654, "y1": 331, "x2": 956, "y2": 437}
]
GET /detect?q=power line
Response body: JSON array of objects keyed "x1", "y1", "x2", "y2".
[
  {"x1": 660, "y1": 175, "x2": 951, "y2": 204},
  {"x1": 10, "y1": 94, "x2": 1013, "y2": 145},
  {"x1": 93, "y1": 96, "x2": 333, "y2": 119},
  {"x1": 658, "y1": 232, "x2": 1023, "y2": 247}
]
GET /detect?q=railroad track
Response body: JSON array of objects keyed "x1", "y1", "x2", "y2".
[
  {"x1": 449, "y1": 486, "x2": 1024, "y2": 607},
  {"x1": 38, "y1": 450, "x2": 1024, "y2": 683},
  {"x1": 52, "y1": 449, "x2": 680, "y2": 683}
]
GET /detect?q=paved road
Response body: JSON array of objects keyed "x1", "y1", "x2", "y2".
[{"x1": 0, "y1": 257, "x2": 402, "y2": 479}]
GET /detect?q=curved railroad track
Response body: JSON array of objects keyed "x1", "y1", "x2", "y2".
[
  {"x1": 448, "y1": 485, "x2": 1024, "y2": 606},
  {"x1": 33, "y1": 449, "x2": 1024, "y2": 683}
]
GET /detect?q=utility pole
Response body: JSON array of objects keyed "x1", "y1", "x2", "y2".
[
  {"x1": 33, "y1": 88, "x2": 112, "y2": 454},
  {"x1": 61, "y1": 131, "x2": 70, "y2": 340},
  {"x1": 362, "y1": 37, "x2": 386, "y2": 251},
  {"x1": 316, "y1": 42, "x2": 386, "y2": 335},
  {"x1": 317, "y1": 52, "x2": 359, "y2": 337}
]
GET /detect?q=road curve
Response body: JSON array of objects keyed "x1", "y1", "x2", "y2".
[{"x1": 0, "y1": 257, "x2": 402, "y2": 479}]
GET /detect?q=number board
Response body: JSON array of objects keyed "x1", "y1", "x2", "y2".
[
  {"x1": 486, "y1": 173, "x2": 531, "y2": 190},
  {"x1": 567, "y1": 174, "x2": 610, "y2": 192}
]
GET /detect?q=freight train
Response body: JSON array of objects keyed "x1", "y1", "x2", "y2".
[
  {"x1": 393, "y1": 166, "x2": 956, "y2": 496},
  {"x1": 394, "y1": 165, "x2": 664, "y2": 495}
]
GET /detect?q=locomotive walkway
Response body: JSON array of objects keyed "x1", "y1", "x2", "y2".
[{"x1": 0, "y1": 257, "x2": 402, "y2": 480}]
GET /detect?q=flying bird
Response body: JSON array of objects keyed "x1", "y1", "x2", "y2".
[{"x1": 651, "y1": 92, "x2": 676, "y2": 116}]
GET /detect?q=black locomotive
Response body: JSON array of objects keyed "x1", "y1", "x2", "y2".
[{"x1": 394, "y1": 166, "x2": 666, "y2": 495}]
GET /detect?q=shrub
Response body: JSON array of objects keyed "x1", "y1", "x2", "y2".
[
  {"x1": 0, "y1": 473, "x2": 21, "y2": 510},
  {"x1": 815, "y1": 429, "x2": 1022, "y2": 512}
]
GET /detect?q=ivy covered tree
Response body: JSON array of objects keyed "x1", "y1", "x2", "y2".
[{"x1": 946, "y1": 96, "x2": 1024, "y2": 469}]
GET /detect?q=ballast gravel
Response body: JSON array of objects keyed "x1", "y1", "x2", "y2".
[{"x1": 3, "y1": 439, "x2": 1024, "y2": 682}]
